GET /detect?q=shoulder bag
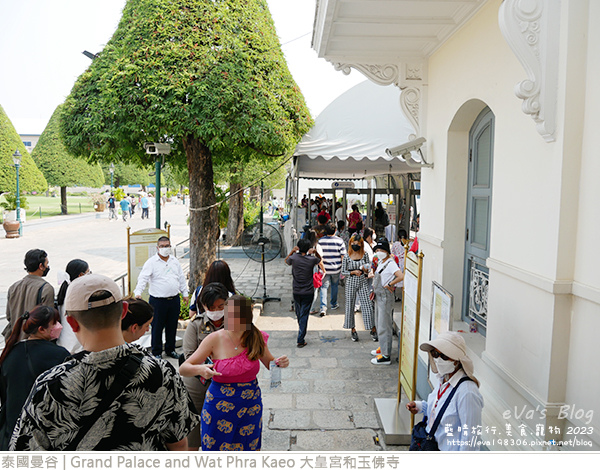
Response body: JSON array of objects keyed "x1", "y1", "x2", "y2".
[{"x1": 409, "y1": 376, "x2": 471, "y2": 451}]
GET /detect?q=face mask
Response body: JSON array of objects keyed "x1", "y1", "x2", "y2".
[
  {"x1": 374, "y1": 251, "x2": 387, "y2": 260},
  {"x1": 434, "y1": 357, "x2": 457, "y2": 376},
  {"x1": 351, "y1": 244, "x2": 361, "y2": 252},
  {"x1": 158, "y1": 247, "x2": 171, "y2": 257},
  {"x1": 205, "y1": 309, "x2": 225, "y2": 321},
  {"x1": 42, "y1": 266, "x2": 50, "y2": 277},
  {"x1": 49, "y1": 322, "x2": 62, "y2": 341}
]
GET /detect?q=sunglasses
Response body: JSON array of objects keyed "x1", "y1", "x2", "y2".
[{"x1": 430, "y1": 349, "x2": 451, "y2": 361}]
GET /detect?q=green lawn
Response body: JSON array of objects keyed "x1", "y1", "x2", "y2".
[{"x1": 1, "y1": 195, "x2": 97, "y2": 221}]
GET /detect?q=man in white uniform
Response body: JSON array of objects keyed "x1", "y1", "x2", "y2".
[{"x1": 135, "y1": 236, "x2": 188, "y2": 359}]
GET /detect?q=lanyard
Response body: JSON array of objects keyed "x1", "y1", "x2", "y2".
[{"x1": 430, "y1": 382, "x2": 452, "y2": 422}]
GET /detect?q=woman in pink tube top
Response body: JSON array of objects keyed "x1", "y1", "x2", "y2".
[{"x1": 180, "y1": 295, "x2": 289, "y2": 451}]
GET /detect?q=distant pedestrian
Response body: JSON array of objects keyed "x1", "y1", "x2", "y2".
[
  {"x1": 56, "y1": 259, "x2": 90, "y2": 354},
  {"x1": 370, "y1": 238, "x2": 403, "y2": 365},
  {"x1": 141, "y1": 194, "x2": 150, "y2": 219},
  {"x1": 10, "y1": 274, "x2": 198, "y2": 451},
  {"x1": 334, "y1": 202, "x2": 345, "y2": 224},
  {"x1": 0, "y1": 305, "x2": 69, "y2": 450},
  {"x1": 341, "y1": 234, "x2": 375, "y2": 342},
  {"x1": 119, "y1": 197, "x2": 130, "y2": 222},
  {"x1": 285, "y1": 238, "x2": 322, "y2": 348},
  {"x1": 3, "y1": 249, "x2": 54, "y2": 342},
  {"x1": 134, "y1": 236, "x2": 189, "y2": 359},
  {"x1": 347, "y1": 204, "x2": 362, "y2": 235},
  {"x1": 317, "y1": 224, "x2": 347, "y2": 316},
  {"x1": 107, "y1": 193, "x2": 117, "y2": 220}
]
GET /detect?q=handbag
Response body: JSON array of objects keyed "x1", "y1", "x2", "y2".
[
  {"x1": 313, "y1": 271, "x2": 323, "y2": 288},
  {"x1": 409, "y1": 377, "x2": 471, "y2": 451}
]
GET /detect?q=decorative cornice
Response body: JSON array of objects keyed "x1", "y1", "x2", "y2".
[
  {"x1": 331, "y1": 62, "x2": 400, "y2": 87},
  {"x1": 499, "y1": 0, "x2": 560, "y2": 143},
  {"x1": 400, "y1": 86, "x2": 421, "y2": 135}
]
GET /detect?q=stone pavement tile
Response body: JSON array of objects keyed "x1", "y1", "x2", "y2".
[
  {"x1": 294, "y1": 368, "x2": 327, "y2": 381},
  {"x1": 262, "y1": 429, "x2": 291, "y2": 451},
  {"x1": 271, "y1": 380, "x2": 310, "y2": 395},
  {"x1": 291, "y1": 429, "x2": 382, "y2": 452},
  {"x1": 269, "y1": 410, "x2": 314, "y2": 430},
  {"x1": 313, "y1": 410, "x2": 354, "y2": 430},
  {"x1": 352, "y1": 411, "x2": 381, "y2": 429},
  {"x1": 331, "y1": 395, "x2": 373, "y2": 412},
  {"x1": 308, "y1": 357, "x2": 339, "y2": 369},
  {"x1": 313, "y1": 379, "x2": 346, "y2": 394},
  {"x1": 295, "y1": 394, "x2": 332, "y2": 410},
  {"x1": 344, "y1": 380, "x2": 387, "y2": 395},
  {"x1": 262, "y1": 393, "x2": 293, "y2": 410}
]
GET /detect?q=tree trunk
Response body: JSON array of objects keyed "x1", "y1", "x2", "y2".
[
  {"x1": 184, "y1": 135, "x2": 218, "y2": 292},
  {"x1": 249, "y1": 186, "x2": 260, "y2": 202},
  {"x1": 226, "y1": 181, "x2": 244, "y2": 246},
  {"x1": 60, "y1": 186, "x2": 68, "y2": 215}
]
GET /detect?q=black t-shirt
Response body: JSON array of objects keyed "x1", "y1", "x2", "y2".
[
  {"x1": 0, "y1": 340, "x2": 70, "y2": 450},
  {"x1": 286, "y1": 253, "x2": 319, "y2": 296}
]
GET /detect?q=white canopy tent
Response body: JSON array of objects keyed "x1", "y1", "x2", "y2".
[
  {"x1": 286, "y1": 81, "x2": 422, "y2": 247},
  {"x1": 292, "y1": 80, "x2": 420, "y2": 179}
]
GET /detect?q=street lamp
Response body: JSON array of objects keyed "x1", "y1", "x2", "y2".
[
  {"x1": 12, "y1": 150, "x2": 22, "y2": 236},
  {"x1": 109, "y1": 163, "x2": 115, "y2": 189}
]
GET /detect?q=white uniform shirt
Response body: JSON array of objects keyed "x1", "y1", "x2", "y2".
[
  {"x1": 134, "y1": 254, "x2": 188, "y2": 298},
  {"x1": 375, "y1": 258, "x2": 400, "y2": 287},
  {"x1": 417, "y1": 369, "x2": 484, "y2": 451}
]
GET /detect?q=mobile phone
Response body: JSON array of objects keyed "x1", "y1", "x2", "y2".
[{"x1": 198, "y1": 357, "x2": 213, "y2": 385}]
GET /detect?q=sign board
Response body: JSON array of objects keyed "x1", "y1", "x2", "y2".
[
  {"x1": 331, "y1": 181, "x2": 355, "y2": 189},
  {"x1": 386, "y1": 203, "x2": 396, "y2": 225},
  {"x1": 397, "y1": 248, "x2": 424, "y2": 429},
  {"x1": 428, "y1": 281, "x2": 453, "y2": 385},
  {"x1": 127, "y1": 226, "x2": 170, "y2": 298}
]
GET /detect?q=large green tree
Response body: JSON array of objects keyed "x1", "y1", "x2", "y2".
[
  {"x1": 0, "y1": 104, "x2": 47, "y2": 194},
  {"x1": 61, "y1": 0, "x2": 312, "y2": 286},
  {"x1": 32, "y1": 105, "x2": 104, "y2": 214}
]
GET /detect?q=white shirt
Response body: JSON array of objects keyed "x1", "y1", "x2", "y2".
[
  {"x1": 335, "y1": 207, "x2": 345, "y2": 222},
  {"x1": 134, "y1": 254, "x2": 188, "y2": 298},
  {"x1": 417, "y1": 369, "x2": 484, "y2": 451},
  {"x1": 375, "y1": 257, "x2": 400, "y2": 287}
]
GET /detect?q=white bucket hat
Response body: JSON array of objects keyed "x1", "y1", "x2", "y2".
[{"x1": 420, "y1": 331, "x2": 479, "y2": 386}]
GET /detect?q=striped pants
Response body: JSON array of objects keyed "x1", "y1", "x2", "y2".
[{"x1": 343, "y1": 275, "x2": 374, "y2": 330}]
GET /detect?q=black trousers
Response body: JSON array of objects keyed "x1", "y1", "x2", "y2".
[{"x1": 148, "y1": 295, "x2": 180, "y2": 356}]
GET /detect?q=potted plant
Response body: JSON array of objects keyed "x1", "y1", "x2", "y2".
[
  {"x1": 1, "y1": 193, "x2": 28, "y2": 238},
  {"x1": 90, "y1": 193, "x2": 106, "y2": 212}
]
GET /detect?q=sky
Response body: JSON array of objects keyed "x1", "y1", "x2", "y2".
[{"x1": 0, "y1": 0, "x2": 365, "y2": 136}]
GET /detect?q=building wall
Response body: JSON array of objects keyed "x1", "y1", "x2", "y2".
[{"x1": 417, "y1": 0, "x2": 599, "y2": 449}]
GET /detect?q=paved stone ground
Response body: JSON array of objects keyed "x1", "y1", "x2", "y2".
[{"x1": 0, "y1": 202, "x2": 409, "y2": 451}]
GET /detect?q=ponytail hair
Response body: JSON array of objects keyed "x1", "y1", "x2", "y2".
[
  {"x1": 228, "y1": 295, "x2": 265, "y2": 361},
  {"x1": 56, "y1": 259, "x2": 89, "y2": 306},
  {"x1": 0, "y1": 305, "x2": 60, "y2": 366}
]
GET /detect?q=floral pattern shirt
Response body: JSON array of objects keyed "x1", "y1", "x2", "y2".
[{"x1": 10, "y1": 343, "x2": 199, "y2": 451}]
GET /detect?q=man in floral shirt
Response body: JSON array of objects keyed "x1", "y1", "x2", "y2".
[{"x1": 10, "y1": 274, "x2": 198, "y2": 451}]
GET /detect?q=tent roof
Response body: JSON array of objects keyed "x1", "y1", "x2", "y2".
[{"x1": 293, "y1": 80, "x2": 419, "y2": 179}]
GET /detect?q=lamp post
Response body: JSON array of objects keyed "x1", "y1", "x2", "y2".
[
  {"x1": 109, "y1": 163, "x2": 115, "y2": 189},
  {"x1": 12, "y1": 150, "x2": 22, "y2": 236}
]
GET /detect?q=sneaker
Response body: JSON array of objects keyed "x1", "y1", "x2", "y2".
[
  {"x1": 330, "y1": 304, "x2": 339, "y2": 311},
  {"x1": 166, "y1": 351, "x2": 181, "y2": 360},
  {"x1": 319, "y1": 309, "x2": 326, "y2": 317},
  {"x1": 371, "y1": 348, "x2": 381, "y2": 356},
  {"x1": 351, "y1": 330, "x2": 359, "y2": 342},
  {"x1": 154, "y1": 354, "x2": 162, "y2": 360},
  {"x1": 371, "y1": 355, "x2": 391, "y2": 365},
  {"x1": 370, "y1": 330, "x2": 378, "y2": 342}
]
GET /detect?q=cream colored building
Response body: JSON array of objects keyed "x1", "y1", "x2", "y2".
[{"x1": 313, "y1": 0, "x2": 599, "y2": 450}]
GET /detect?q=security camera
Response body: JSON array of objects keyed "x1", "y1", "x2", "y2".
[
  {"x1": 385, "y1": 137, "x2": 426, "y2": 158},
  {"x1": 144, "y1": 142, "x2": 171, "y2": 155}
]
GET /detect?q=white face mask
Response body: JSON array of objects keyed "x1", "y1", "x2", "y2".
[
  {"x1": 434, "y1": 357, "x2": 457, "y2": 376},
  {"x1": 205, "y1": 309, "x2": 225, "y2": 321},
  {"x1": 374, "y1": 251, "x2": 387, "y2": 260},
  {"x1": 158, "y1": 247, "x2": 171, "y2": 257}
]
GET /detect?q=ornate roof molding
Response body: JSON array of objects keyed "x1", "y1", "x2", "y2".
[
  {"x1": 499, "y1": 0, "x2": 560, "y2": 142},
  {"x1": 331, "y1": 62, "x2": 401, "y2": 87}
]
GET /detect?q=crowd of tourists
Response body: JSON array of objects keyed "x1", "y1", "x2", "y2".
[{"x1": 0, "y1": 206, "x2": 483, "y2": 452}]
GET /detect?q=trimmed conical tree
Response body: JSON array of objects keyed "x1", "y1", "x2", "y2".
[
  {"x1": 32, "y1": 105, "x2": 105, "y2": 214},
  {"x1": 0, "y1": 104, "x2": 47, "y2": 194},
  {"x1": 61, "y1": 0, "x2": 313, "y2": 288}
]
